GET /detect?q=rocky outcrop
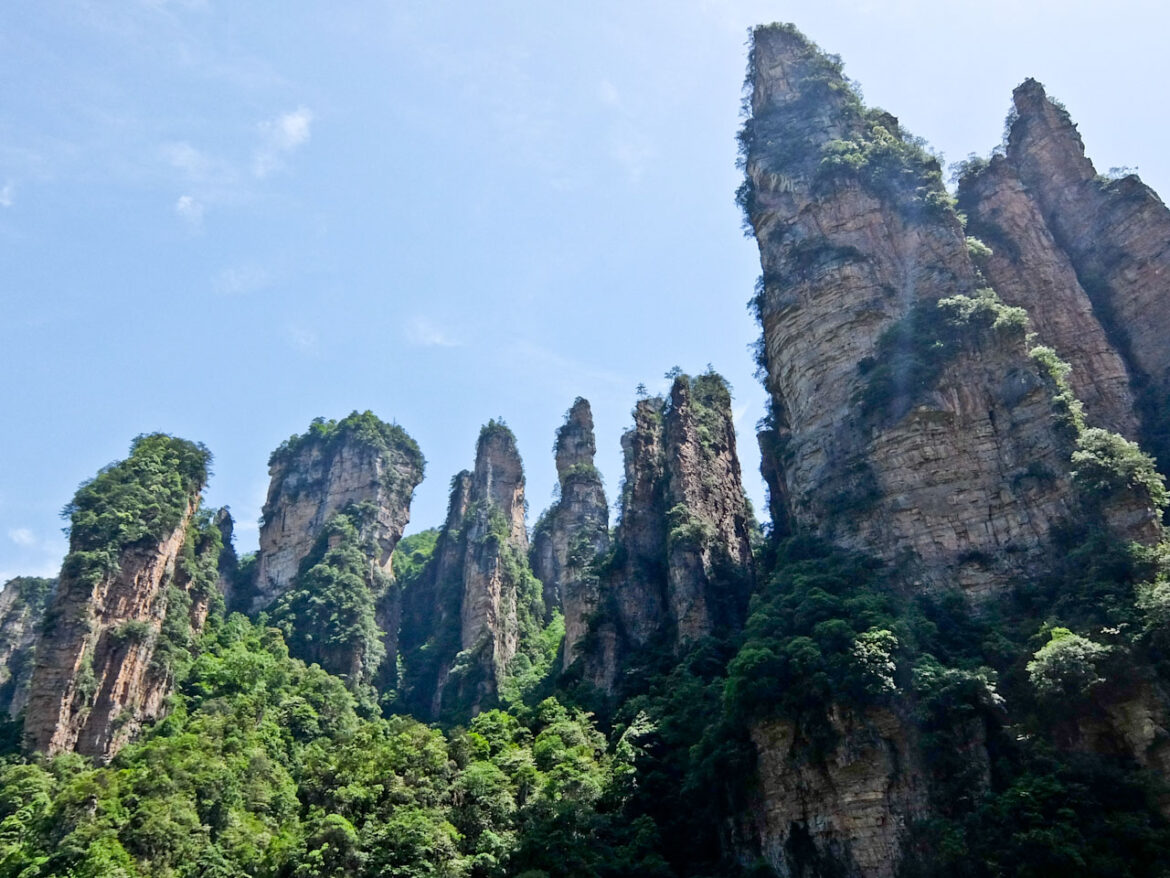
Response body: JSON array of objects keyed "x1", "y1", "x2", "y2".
[
  {"x1": 530, "y1": 399, "x2": 610, "y2": 669},
  {"x1": 954, "y1": 79, "x2": 1170, "y2": 471},
  {"x1": 738, "y1": 25, "x2": 1156, "y2": 598},
  {"x1": 1006, "y1": 80, "x2": 1170, "y2": 416},
  {"x1": 24, "y1": 434, "x2": 214, "y2": 760},
  {"x1": 580, "y1": 374, "x2": 755, "y2": 692},
  {"x1": 400, "y1": 422, "x2": 544, "y2": 719},
  {"x1": 958, "y1": 156, "x2": 1139, "y2": 438},
  {"x1": 0, "y1": 577, "x2": 55, "y2": 719},
  {"x1": 751, "y1": 709, "x2": 932, "y2": 878},
  {"x1": 254, "y1": 412, "x2": 424, "y2": 612}
]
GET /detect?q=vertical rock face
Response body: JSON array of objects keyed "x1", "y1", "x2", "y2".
[
  {"x1": 579, "y1": 374, "x2": 755, "y2": 693},
  {"x1": 254, "y1": 412, "x2": 424, "y2": 612},
  {"x1": 0, "y1": 577, "x2": 55, "y2": 719},
  {"x1": 751, "y1": 710, "x2": 932, "y2": 878},
  {"x1": 740, "y1": 25, "x2": 1105, "y2": 597},
  {"x1": 958, "y1": 156, "x2": 1139, "y2": 437},
  {"x1": 531, "y1": 399, "x2": 610, "y2": 669},
  {"x1": 960, "y1": 79, "x2": 1170, "y2": 467},
  {"x1": 24, "y1": 434, "x2": 214, "y2": 760},
  {"x1": 400, "y1": 423, "x2": 544, "y2": 719}
]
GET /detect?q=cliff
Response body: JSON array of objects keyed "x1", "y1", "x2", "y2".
[
  {"x1": 959, "y1": 79, "x2": 1170, "y2": 469},
  {"x1": 22, "y1": 435, "x2": 216, "y2": 760},
  {"x1": 399, "y1": 422, "x2": 549, "y2": 719},
  {"x1": 579, "y1": 373, "x2": 756, "y2": 693},
  {"x1": 253, "y1": 411, "x2": 424, "y2": 612},
  {"x1": 0, "y1": 577, "x2": 55, "y2": 719},
  {"x1": 530, "y1": 399, "x2": 610, "y2": 669},
  {"x1": 739, "y1": 25, "x2": 1159, "y2": 599}
]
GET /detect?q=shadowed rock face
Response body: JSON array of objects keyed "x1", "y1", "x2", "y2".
[
  {"x1": 960, "y1": 79, "x2": 1170, "y2": 470},
  {"x1": 0, "y1": 577, "x2": 55, "y2": 719},
  {"x1": 400, "y1": 423, "x2": 541, "y2": 720},
  {"x1": 739, "y1": 25, "x2": 1149, "y2": 598},
  {"x1": 530, "y1": 399, "x2": 610, "y2": 670},
  {"x1": 958, "y1": 155, "x2": 1139, "y2": 438},
  {"x1": 254, "y1": 413, "x2": 424, "y2": 613},
  {"x1": 580, "y1": 375, "x2": 755, "y2": 693}
]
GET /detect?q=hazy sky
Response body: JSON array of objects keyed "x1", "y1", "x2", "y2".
[{"x1": 3, "y1": 0, "x2": 1168, "y2": 580}]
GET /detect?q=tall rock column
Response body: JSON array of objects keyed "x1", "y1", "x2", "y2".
[
  {"x1": 579, "y1": 373, "x2": 755, "y2": 693},
  {"x1": 999, "y1": 79, "x2": 1170, "y2": 467},
  {"x1": 0, "y1": 577, "x2": 55, "y2": 719},
  {"x1": 531, "y1": 399, "x2": 610, "y2": 670},
  {"x1": 23, "y1": 435, "x2": 214, "y2": 760},
  {"x1": 400, "y1": 422, "x2": 546, "y2": 720},
  {"x1": 739, "y1": 24, "x2": 1110, "y2": 597},
  {"x1": 254, "y1": 411, "x2": 425, "y2": 612},
  {"x1": 957, "y1": 155, "x2": 1139, "y2": 438}
]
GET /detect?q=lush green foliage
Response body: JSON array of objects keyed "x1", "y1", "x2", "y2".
[
  {"x1": 61, "y1": 434, "x2": 210, "y2": 581},
  {"x1": 269, "y1": 411, "x2": 424, "y2": 478},
  {"x1": 271, "y1": 504, "x2": 388, "y2": 689},
  {"x1": 858, "y1": 289, "x2": 1027, "y2": 422},
  {"x1": 1072, "y1": 427, "x2": 1168, "y2": 511},
  {"x1": 0, "y1": 613, "x2": 678, "y2": 878}
]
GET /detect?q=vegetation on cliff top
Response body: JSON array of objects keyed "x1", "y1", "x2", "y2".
[{"x1": 268, "y1": 411, "x2": 424, "y2": 477}]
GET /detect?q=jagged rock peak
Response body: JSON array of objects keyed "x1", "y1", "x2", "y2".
[
  {"x1": 473, "y1": 420, "x2": 528, "y2": 551},
  {"x1": 253, "y1": 410, "x2": 424, "y2": 612},
  {"x1": 555, "y1": 397, "x2": 597, "y2": 478},
  {"x1": 531, "y1": 399, "x2": 609, "y2": 663},
  {"x1": 998, "y1": 77, "x2": 1170, "y2": 474},
  {"x1": 579, "y1": 373, "x2": 755, "y2": 692},
  {"x1": 24, "y1": 434, "x2": 216, "y2": 760}
]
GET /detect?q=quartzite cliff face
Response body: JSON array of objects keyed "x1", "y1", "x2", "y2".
[
  {"x1": 580, "y1": 374, "x2": 756, "y2": 693},
  {"x1": 0, "y1": 577, "x2": 55, "y2": 719},
  {"x1": 23, "y1": 436, "x2": 217, "y2": 760},
  {"x1": 400, "y1": 422, "x2": 545, "y2": 719},
  {"x1": 530, "y1": 399, "x2": 610, "y2": 670},
  {"x1": 739, "y1": 26, "x2": 1159, "y2": 599},
  {"x1": 960, "y1": 79, "x2": 1170, "y2": 465},
  {"x1": 253, "y1": 412, "x2": 424, "y2": 612}
]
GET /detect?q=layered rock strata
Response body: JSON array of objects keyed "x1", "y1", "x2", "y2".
[
  {"x1": 957, "y1": 155, "x2": 1139, "y2": 437},
  {"x1": 0, "y1": 577, "x2": 55, "y2": 718},
  {"x1": 959, "y1": 80, "x2": 1170, "y2": 467},
  {"x1": 530, "y1": 399, "x2": 610, "y2": 669},
  {"x1": 23, "y1": 436, "x2": 214, "y2": 760},
  {"x1": 580, "y1": 374, "x2": 756, "y2": 692},
  {"x1": 739, "y1": 25, "x2": 1156, "y2": 597},
  {"x1": 254, "y1": 412, "x2": 424, "y2": 612},
  {"x1": 750, "y1": 709, "x2": 931, "y2": 878},
  {"x1": 401, "y1": 423, "x2": 542, "y2": 719}
]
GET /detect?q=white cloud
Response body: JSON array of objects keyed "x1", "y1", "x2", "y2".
[
  {"x1": 285, "y1": 324, "x2": 319, "y2": 355},
  {"x1": 7, "y1": 528, "x2": 35, "y2": 547},
  {"x1": 254, "y1": 107, "x2": 313, "y2": 178},
  {"x1": 0, "y1": 183, "x2": 12, "y2": 208},
  {"x1": 405, "y1": 316, "x2": 460, "y2": 348},
  {"x1": 174, "y1": 194, "x2": 204, "y2": 228},
  {"x1": 213, "y1": 264, "x2": 271, "y2": 296}
]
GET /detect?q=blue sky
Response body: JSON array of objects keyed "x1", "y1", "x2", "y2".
[{"x1": 3, "y1": 0, "x2": 1168, "y2": 580}]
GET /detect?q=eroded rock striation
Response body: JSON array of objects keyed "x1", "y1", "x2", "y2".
[
  {"x1": 23, "y1": 435, "x2": 218, "y2": 760},
  {"x1": 400, "y1": 422, "x2": 546, "y2": 719},
  {"x1": 960, "y1": 79, "x2": 1170, "y2": 467},
  {"x1": 579, "y1": 374, "x2": 756, "y2": 693},
  {"x1": 0, "y1": 577, "x2": 55, "y2": 719},
  {"x1": 530, "y1": 399, "x2": 610, "y2": 669},
  {"x1": 739, "y1": 25, "x2": 1160, "y2": 599},
  {"x1": 253, "y1": 411, "x2": 424, "y2": 612},
  {"x1": 957, "y1": 155, "x2": 1139, "y2": 437}
]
